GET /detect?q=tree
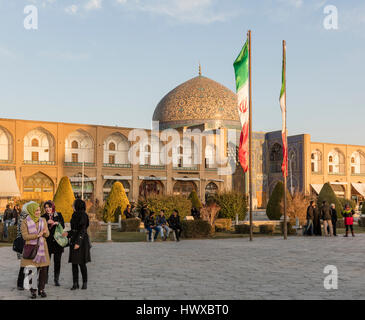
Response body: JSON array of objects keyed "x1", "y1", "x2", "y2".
[
  {"x1": 53, "y1": 176, "x2": 75, "y2": 223},
  {"x1": 188, "y1": 190, "x2": 202, "y2": 210},
  {"x1": 215, "y1": 191, "x2": 247, "y2": 220},
  {"x1": 317, "y1": 182, "x2": 343, "y2": 218},
  {"x1": 103, "y1": 182, "x2": 130, "y2": 222},
  {"x1": 266, "y1": 181, "x2": 291, "y2": 220}
]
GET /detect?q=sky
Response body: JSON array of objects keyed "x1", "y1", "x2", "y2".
[{"x1": 0, "y1": 0, "x2": 364, "y2": 145}]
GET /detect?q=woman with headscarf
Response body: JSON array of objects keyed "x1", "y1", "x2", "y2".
[
  {"x1": 62, "y1": 199, "x2": 91, "y2": 290},
  {"x1": 20, "y1": 201, "x2": 50, "y2": 298},
  {"x1": 16, "y1": 203, "x2": 29, "y2": 290},
  {"x1": 42, "y1": 200, "x2": 65, "y2": 286}
]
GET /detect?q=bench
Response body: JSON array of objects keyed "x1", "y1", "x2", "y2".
[{"x1": 145, "y1": 228, "x2": 177, "y2": 242}]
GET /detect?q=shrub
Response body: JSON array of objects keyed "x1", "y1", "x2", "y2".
[
  {"x1": 138, "y1": 195, "x2": 191, "y2": 220},
  {"x1": 88, "y1": 220, "x2": 101, "y2": 241},
  {"x1": 362, "y1": 203, "x2": 365, "y2": 215},
  {"x1": 336, "y1": 219, "x2": 345, "y2": 228},
  {"x1": 317, "y1": 183, "x2": 343, "y2": 219},
  {"x1": 200, "y1": 202, "x2": 220, "y2": 233},
  {"x1": 358, "y1": 216, "x2": 365, "y2": 228},
  {"x1": 282, "y1": 192, "x2": 313, "y2": 225},
  {"x1": 338, "y1": 198, "x2": 356, "y2": 211},
  {"x1": 188, "y1": 190, "x2": 202, "y2": 210},
  {"x1": 235, "y1": 224, "x2": 251, "y2": 234},
  {"x1": 280, "y1": 221, "x2": 296, "y2": 235},
  {"x1": 53, "y1": 176, "x2": 75, "y2": 223},
  {"x1": 0, "y1": 224, "x2": 17, "y2": 242},
  {"x1": 215, "y1": 218, "x2": 232, "y2": 232},
  {"x1": 215, "y1": 191, "x2": 247, "y2": 221},
  {"x1": 266, "y1": 181, "x2": 291, "y2": 220},
  {"x1": 121, "y1": 218, "x2": 141, "y2": 232},
  {"x1": 181, "y1": 220, "x2": 211, "y2": 238},
  {"x1": 259, "y1": 224, "x2": 275, "y2": 235},
  {"x1": 103, "y1": 182, "x2": 129, "y2": 223}
]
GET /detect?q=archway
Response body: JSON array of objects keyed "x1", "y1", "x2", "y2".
[
  {"x1": 103, "y1": 133, "x2": 130, "y2": 166},
  {"x1": 139, "y1": 178, "x2": 164, "y2": 198},
  {"x1": 173, "y1": 180, "x2": 197, "y2": 196},
  {"x1": 24, "y1": 127, "x2": 55, "y2": 163},
  {"x1": 269, "y1": 143, "x2": 283, "y2": 173},
  {"x1": 23, "y1": 172, "x2": 54, "y2": 201},
  {"x1": 205, "y1": 182, "x2": 218, "y2": 201},
  {"x1": 65, "y1": 129, "x2": 94, "y2": 163},
  {"x1": 0, "y1": 126, "x2": 13, "y2": 161}
]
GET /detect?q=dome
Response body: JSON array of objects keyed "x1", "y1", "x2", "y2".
[{"x1": 153, "y1": 72, "x2": 240, "y2": 130}]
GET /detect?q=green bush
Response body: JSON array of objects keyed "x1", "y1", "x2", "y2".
[
  {"x1": 259, "y1": 224, "x2": 275, "y2": 235},
  {"x1": 215, "y1": 191, "x2": 247, "y2": 220},
  {"x1": 317, "y1": 183, "x2": 343, "y2": 219},
  {"x1": 121, "y1": 218, "x2": 141, "y2": 232},
  {"x1": 139, "y1": 195, "x2": 191, "y2": 220},
  {"x1": 53, "y1": 176, "x2": 75, "y2": 223},
  {"x1": 336, "y1": 219, "x2": 345, "y2": 228},
  {"x1": 358, "y1": 217, "x2": 365, "y2": 228},
  {"x1": 0, "y1": 224, "x2": 17, "y2": 243},
  {"x1": 235, "y1": 224, "x2": 251, "y2": 234},
  {"x1": 266, "y1": 181, "x2": 285, "y2": 220},
  {"x1": 103, "y1": 182, "x2": 129, "y2": 223},
  {"x1": 280, "y1": 222, "x2": 296, "y2": 235},
  {"x1": 188, "y1": 190, "x2": 202, "y2": 210},
  {"x1": 181, "y1": 220, "x2": 211, "y2": 238},
  {"x1": 338, "y1": 198, "x2": 356, "y2": 211},
  {"x1": 215, "y1": 218, "x2": 232, "y2": 231},
  {"x1": 362, "y1": 203, "x2": 365, "y2": 214}
]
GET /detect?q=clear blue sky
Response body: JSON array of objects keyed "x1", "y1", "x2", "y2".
[{"x1": 0, "y1": 0, "x2": 364, "y2": 145}]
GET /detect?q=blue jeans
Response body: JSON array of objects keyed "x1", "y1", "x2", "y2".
[
  {"x1": 3, "y1": 219, "x2": 12, "y2": 238},
  {"x1": 146, "y1": 226, "x2": 161, "y2": 241},
  {"x1": 159, "y1": 225, "x2": 170, "y2": 238}
]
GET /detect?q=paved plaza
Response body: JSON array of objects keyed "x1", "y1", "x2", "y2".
[{"x1": 0, "y1": 235, "x2": 364, "y2": 300}]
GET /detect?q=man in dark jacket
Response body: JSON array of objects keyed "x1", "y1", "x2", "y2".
[
  {"x1": 167, "y1": 209, "x2": 182, "y2": 242},
  {"x1": 156, "y1": 210, "x2": 170, "y2": 241},
  {"x1": 330, "y1": 203, "x2": 338, "y2": 236},
  {"x1": 305, "y1": 201, "x2": 315, "y2": 236},
  {"x1": 321, "y1": 201, "x2": 333, "y2": 236},
  {"x1": 3, "y1": 204, "x2": 14, "y2": 238},
  {"x1": 313, "y1": 203, "x2": 322, "y2": 236},
  {"x1": 144, "y1": 211, "x2": 161, "y2": 241}
]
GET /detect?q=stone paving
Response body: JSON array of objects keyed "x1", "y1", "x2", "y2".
[{"x1": 0, "y1": 234, "x2": 364, "y2": 300}]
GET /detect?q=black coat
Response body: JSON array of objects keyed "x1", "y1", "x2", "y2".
[
  {"x1": 68, "y1": 211, "x2": 91, "y2": 265},
  {"x1": 321, "y1": 204, "x2": 332, "y2": 220},
  {"x1": 42, "y1": 212, "x2": 65, "y2": 254},
  {"x1": 330, "y1": 208, "x2": 338, "y2": 222},
  {"x1": 168, "y1": 215, "x2": 181, "y2": 229},
  {"x1": 313, "y1": 207, "x2": 322, "y2": 236}
]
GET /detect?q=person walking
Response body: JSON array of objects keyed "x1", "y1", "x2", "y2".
[
  {"x1": 20, "y1": 202, "x2": 50, "y2": 299},
  {"x1": 13, "y1": 204, "x2": 21, "y2": 226},
  {"x1": 168, "y1": 209, "x2": 182, "y2": 242},
  {"x1": 62, "y1": 199, "x2": 91, "y2": 290},
  {"x1": 305, "y1": 201, "x2": 315, "y2": 236},
  {"x1": 313, "y1": 203, "x2": 322, "y2": 236},
  {"x1": 343, "y1": 204, "x2": 355, "y2": 237},
  {"x1": 330, "y1": 203, "x2": 338, "y2": 236},
  {"x1": 42, "y1": 200, "x2": 65, "y2": 286},
  {"x1": 16, "y1": 203, "x2": 28, "y2": 291},
  {"x1": 3, "y1": 204, "x2": 13, "y2": 238},
  {"x1": 321, "y1": 201, "x2": 333, "y2": 236}
]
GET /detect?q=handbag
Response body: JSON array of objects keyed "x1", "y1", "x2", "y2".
[
  {"x1": 54, "y1": 224, "x2": 69, "y2": 247},
  {"x1": 12, "y1": 236, "x2": 25, "y2": 254},
  {"x1": 22, "y1": 238, "x2": 39, "y2": 260}
]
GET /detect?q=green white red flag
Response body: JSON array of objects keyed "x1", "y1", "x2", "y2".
[
  {"x1": 233, "y1": 39, "x2": 249, "y2": 172},
  {"x1": 280, "y1": 42, "x2": 288, "y2": 177}
]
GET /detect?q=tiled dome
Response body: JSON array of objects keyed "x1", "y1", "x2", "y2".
[{"x1": 153, "y1": 72, "x2": 240, "y2": 130}]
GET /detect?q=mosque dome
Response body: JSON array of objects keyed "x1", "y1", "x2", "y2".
[{"x1": 152, "y1": 67, "x2": 240, "y2": 130}]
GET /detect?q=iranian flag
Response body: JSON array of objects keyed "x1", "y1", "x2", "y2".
[
  {"x1": 280, "y1": 42, "x2": 288, "y2": 177},
  {"x1": 233, "y1": 40, "x2": 249, "y2": 173}
]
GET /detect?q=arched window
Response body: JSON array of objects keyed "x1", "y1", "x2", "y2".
[
  {"x1": 31, "y1": 139, "x2": 39, "y2": 147},
  {"x1": 350, "y1": 151, "x2": 365, "y2": 175},
  {"x1": 109, "y1": 142, "x2": 116, "y2": 151},
  {"x1": 71, "y1": 140, "x2": 78, "y2": 149},
  {"x1": 270, "y1": 143, "x2": 283, "y2": 173},
  {"x1": 328, "y1": 149, "x2": 345, "y2": 174},
  {"x1": 311, "y1": 150, "x2": 322, "y2": 173}
]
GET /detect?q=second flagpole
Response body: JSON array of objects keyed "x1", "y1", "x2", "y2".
[
  {"x1": 283, "y1": 40, "x2": 288, "y2": 240},
  {"x1": 248, "y1": 30, "x2": 253, "y2": 241}
]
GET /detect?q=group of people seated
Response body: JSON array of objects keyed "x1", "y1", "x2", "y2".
[{"x1": 144, "y1": 209, "x2": 182, "y2": 242}]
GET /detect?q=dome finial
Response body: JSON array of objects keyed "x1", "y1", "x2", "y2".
[{"x1": 199, "y1": 62, "x2": 202, "y2": 76}]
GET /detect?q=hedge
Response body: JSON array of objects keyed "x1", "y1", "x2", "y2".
[
  {"x1": 181, "y1": 220, "x2": 211, "y2": 238},
  {"x1": 215, "y1": 218, "x2": 232, "y2": 231},
  {"x1": 215, "y1": 191, "x2": 247, "y2": 221},
  {"x1": 266, "y1": 181, "x2": 289, "y2": 220},
  {"x1": 120, "y1": 218, "x2": 141, "y2": 232},
  {"x1": 53, "y1": 176, "x2": 75, "y2": 223},
  {"x1": 0, "y1": 224, "x2": 17, "y2": 243},
  {"x1": 235, "y1": 224, "x2": 251, "y2": 234},
  {"x1": 259, "y1": 224, "x2": 275, "y2": 235}
]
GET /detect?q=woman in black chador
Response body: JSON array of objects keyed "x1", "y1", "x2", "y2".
[
  {"x1": 63, "y1": 199, "x2": 91, "y2": 290},
  {"x1": 313, "y1": 202, "x2": 322, "y2": 236}
]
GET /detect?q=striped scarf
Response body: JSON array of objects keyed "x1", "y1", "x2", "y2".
[{"x1": 26, "y1": 215, "x2": 46, "y2": 264}]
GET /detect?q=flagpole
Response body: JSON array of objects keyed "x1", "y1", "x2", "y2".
[
  {"x1": 283, "y1": 40, "x2": 288, "y2": 240},
  {"x1": 248, "y1": 30, "x2": 253, "y2": 241}
]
